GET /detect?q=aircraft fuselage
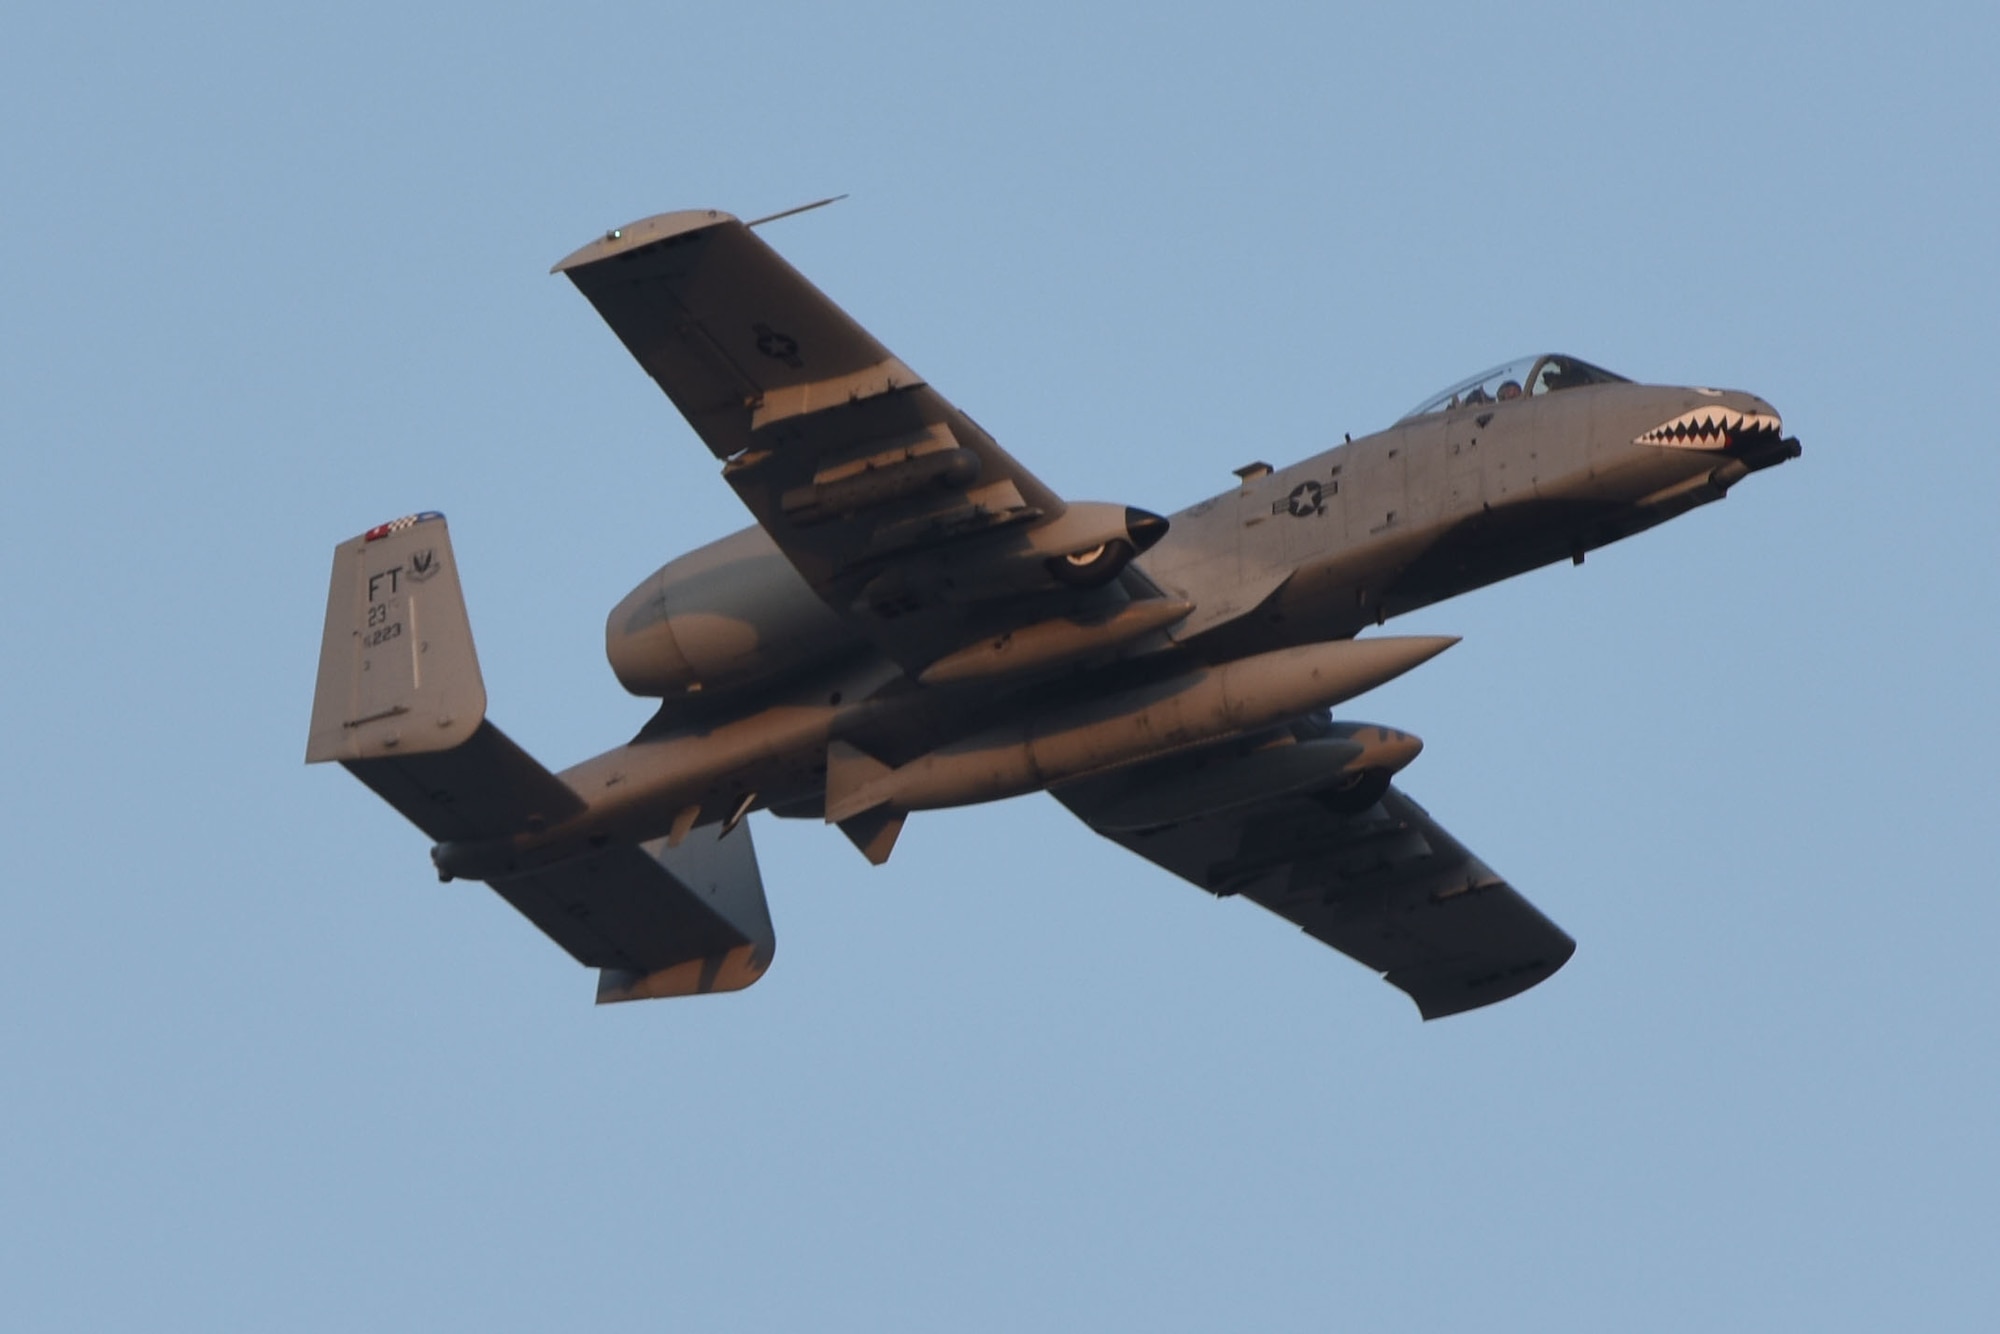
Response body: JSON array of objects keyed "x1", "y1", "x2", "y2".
[
  {"x1": 429, "y1": 375, "x2": 1796, "y2": 882},
  {"x1": 1157, "y1": 379, "x2": 1793, "y2": 655},
  {"x1": 316, "y1": 206, "x2": 1803, "y2": 1011}
]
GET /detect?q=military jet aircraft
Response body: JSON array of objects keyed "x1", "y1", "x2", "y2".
[{"x1": 307, "y1": 207, "x2": 1800, "y2": 1018}]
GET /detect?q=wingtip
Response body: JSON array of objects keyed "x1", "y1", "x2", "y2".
[
  {"x1": 1405, "y1": 935, "x2": 1577, "y2": 1021},
  {"x1": 550, "y1": 208, "x2": 740, "y2": 275}
]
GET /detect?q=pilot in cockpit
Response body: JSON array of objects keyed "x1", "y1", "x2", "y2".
[{"x1": 1401, "y1": 355, "x2": 1629, "y2": 422}]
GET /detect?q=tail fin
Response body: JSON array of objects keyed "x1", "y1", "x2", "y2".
[
  {"x1": 307, "y1": 514, "x2": 773, "y2": 1000},
  {"x1": 308, "y1": 511, "x2": 485, "y2": 766},
  {"x1": 307, "y1": 512, "x2": 585, "y2": 842}
]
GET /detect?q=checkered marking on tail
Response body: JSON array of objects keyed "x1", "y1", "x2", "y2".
[{"x1": 363, "y1": 511, "x2": 445, "y2": 542}]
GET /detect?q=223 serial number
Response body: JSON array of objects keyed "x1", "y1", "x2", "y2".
[{"x1": 364, "y1": 621, "x2": 403, "y2": 648}]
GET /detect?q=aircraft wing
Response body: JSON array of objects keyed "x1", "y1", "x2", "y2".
[
  {"x1": 1054, "y1": 769, "x2": 1575, "y2": 1019},
  {"x1": 555, "y1": 209, "x2": 1155, "y2": 671}
]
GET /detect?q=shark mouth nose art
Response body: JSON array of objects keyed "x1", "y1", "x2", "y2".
[{"x1": 1635, "y1": 405, "x2": 1784, "y2": 450}]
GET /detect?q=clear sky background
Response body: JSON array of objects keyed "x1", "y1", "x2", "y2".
[{"x1": 4, "y1": 3, "x2": 1996, "y2": 1330}]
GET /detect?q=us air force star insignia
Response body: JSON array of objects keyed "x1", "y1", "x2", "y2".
[
  {"x1": 1287, "y1": 481, "x2": 1325, "y2": 517},
  {"x1": 407, "y1": 549, "x2": 441, "y2": 582},
  {"x1": 752, "y1": 323, "x2": 803, "y2": 368}
]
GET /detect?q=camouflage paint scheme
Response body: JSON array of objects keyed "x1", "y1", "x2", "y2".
[{"x1": 308, "y1": 209, "x2": 1798, "y2": 1018}]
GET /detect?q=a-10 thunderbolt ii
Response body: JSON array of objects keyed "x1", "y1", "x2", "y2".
[{"x1": 308, "y1": 206, "x2": 1800, "y2": 1018}]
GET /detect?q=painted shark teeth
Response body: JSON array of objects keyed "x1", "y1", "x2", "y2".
[{"x1": 1635, "y1": 406, "x2": 1784, "y2": 450}]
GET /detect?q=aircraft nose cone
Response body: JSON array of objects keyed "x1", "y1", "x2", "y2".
[{"x1": 1124, "y1": 507, "x2": 1169, "y2": 552}]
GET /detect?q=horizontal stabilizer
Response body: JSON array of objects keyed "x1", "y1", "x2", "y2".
[
  {"x1": 342, "y1": 719, "x2": 586, "y2": 845},
  {"x1": 483, "y1": 822, "x2": 776, "y2": 1001}
]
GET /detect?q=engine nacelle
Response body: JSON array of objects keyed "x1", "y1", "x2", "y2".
[{"x1": 607, "y1": 526, "x2": 860, "y2": 697}]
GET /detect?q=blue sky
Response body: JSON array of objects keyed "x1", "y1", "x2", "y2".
[{"x1": 4, "y1": 3, "x2": 1996, "y2": 1329}]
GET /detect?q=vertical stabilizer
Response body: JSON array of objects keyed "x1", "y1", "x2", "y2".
[{"x1": 307, "y1": 513, "x2": 486, "y2": 764}]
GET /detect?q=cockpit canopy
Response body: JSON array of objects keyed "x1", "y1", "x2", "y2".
[{"x1": 1400, "y1": 354, "x2": 1629, "y2": 421}]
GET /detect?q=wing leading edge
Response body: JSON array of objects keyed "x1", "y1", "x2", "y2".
[{"x1": 1055, "y1": 756, "x2": 1574, "y2": 1019}]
